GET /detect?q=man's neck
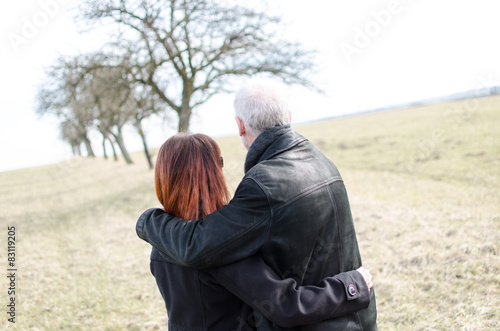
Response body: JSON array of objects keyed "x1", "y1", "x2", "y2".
[{"x1": 243, "y1": 125, "x2": 292, "y2": 173}]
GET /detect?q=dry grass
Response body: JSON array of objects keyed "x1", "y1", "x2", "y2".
[{"x1": 0, "y1": 95, "x2": 498, "y2": 330}]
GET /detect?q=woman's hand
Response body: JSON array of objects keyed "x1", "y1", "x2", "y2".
[{"x1": 356, "y1": 266, "x2": 373, "y2": 291}]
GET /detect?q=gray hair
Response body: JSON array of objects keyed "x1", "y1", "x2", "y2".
[{"x1": 233, "y1": 79, "x2": 291, "y2": 137}]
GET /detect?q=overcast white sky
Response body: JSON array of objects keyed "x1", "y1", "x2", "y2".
[{"x1": 1, "y1": 0, "x2": 499, "y2": 172}]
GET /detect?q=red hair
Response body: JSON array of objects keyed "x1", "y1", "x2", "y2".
[{"x1": 155, "y1": 133, "x2": 230, "y2": 220}]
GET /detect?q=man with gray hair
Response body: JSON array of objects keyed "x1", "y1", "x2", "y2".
[
  {"x1": 137, "y1": 79, "x2": 377, "y2": 330},
  {"x1": 233, "y1": 81, "x2": 292, "y2": 149}
]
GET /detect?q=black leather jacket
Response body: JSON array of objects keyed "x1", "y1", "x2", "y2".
[{"x1": 137, "y1": 125, "x2": 377, "y2": 330}]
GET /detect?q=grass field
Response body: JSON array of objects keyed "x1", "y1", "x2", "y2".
[{"x1": 0, "y1": 95, "x2": 499, "y2": 330}]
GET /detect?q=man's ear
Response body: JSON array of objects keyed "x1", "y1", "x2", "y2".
[{"x1": 235, "y1": 116, "x2": 246, "y2": 137}]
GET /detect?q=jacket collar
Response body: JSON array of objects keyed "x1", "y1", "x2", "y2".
[{"x1": 244, "y1": 125, "x2": 306, "y2": 173}]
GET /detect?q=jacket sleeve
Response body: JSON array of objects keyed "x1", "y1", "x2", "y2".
[
  {"x1": 136, "y1": 178, "x2": 271, "y2": 268},
  {"x1": 208, "y1": 254, "x2": 371, "y2": 328}
]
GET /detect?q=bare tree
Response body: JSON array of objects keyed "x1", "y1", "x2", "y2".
[
  {"x1": 112, "y1": 50, "x2": 165, "y2": 168},
  {"x1": 90, "y1": 59, "x2": 165, "y2": 168},
  {"x1": 98, "y1": 123, "x2": 119, "y2": 161},
  {"x1": 60, "y1": 120, "x2": 83, "y2": 156},
  {"x1": 88, "y1": 65, "x2": 136, "y2": 164},
  {"x1": 130, "y1": 84, "x2": 164, "y2": 169},
  {"x1": 79, "y1": 0, "x2": 317, "y2": 132},
  {"x1": 38, "y1": 52, "x2": 162, "y2": 167},
  {"x1": 37, "y1": 56, "x2": 97, "y2": 157}
]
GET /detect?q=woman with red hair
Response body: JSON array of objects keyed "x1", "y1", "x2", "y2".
[{"x1": 149, "y1": 133, "x2": 373, "y2": 330}]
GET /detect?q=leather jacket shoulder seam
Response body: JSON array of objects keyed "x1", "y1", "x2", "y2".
[
  {"x1": 274, "y1": 176, "x2": 343, "y2": 212},
  {"x1": 242, "y1": 177, "x2": 273, "y2": 249},
  {"x1": 266, "y1": 137, "x2": 307, "y2": 161}
]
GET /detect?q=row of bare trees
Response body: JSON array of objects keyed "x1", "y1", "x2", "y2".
[
  {"x1": 37, "y1": 0, "x2": 317, "y2": 168},
  {"x1": 38, "y1": 53, "x2": 162, "y2": 168}
]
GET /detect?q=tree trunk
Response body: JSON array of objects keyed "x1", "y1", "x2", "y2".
[
  {"x1": 83, "y1": 136, "x2": 95, "y2": 157},
  {"x1": 111, "y1": 129, "x2": 133, "y2": 164},
  {"x1": 178, "y1": 84, "x2": 193, "y2": 132},
  {"x1": 72, "y1": 143, "x2": 81, "y2": 156},
  {"x1": 136, "y1": 121, "x2": 154, "y2": 170},
  {"x1": 178, "y1": 105, "x2": 192, "y2": 132},
  {"x1": 108, "y1": 137, "x2": 118, "y2": 161},
  {"x1": 102, "y1": 133, "x2": 108, "y2": 159}
]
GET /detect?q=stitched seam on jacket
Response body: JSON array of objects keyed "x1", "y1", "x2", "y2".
[
  {"x1": 273, "y1": 176, "x2": 343, "y2": 212},
  {"x1": 136, "y1": 209, "x2": 150, "y2": 240},
  {"x1": 327, "y1": 180, "x2": 343, "y2": 271},
  {"x1": 195, "y1": 269, "x2": 208, "y2": 329},
  {"x1": 244, "y1": 177, "x2": 273, "y2": 250}
]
